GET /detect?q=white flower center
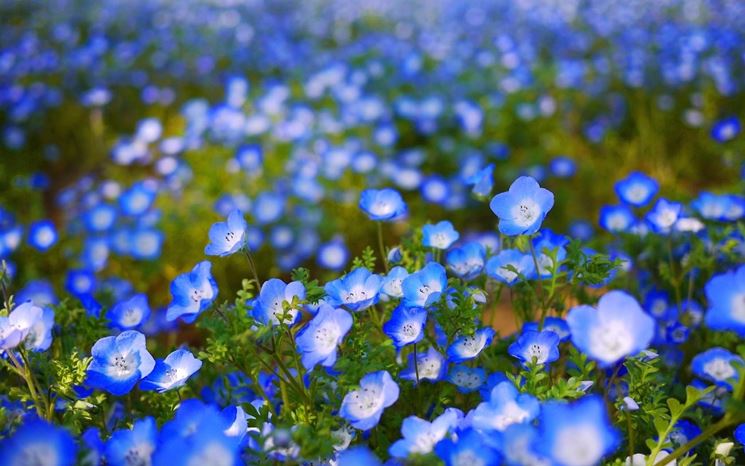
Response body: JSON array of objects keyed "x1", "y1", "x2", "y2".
[
  {"x1": 589, "y1": 321, "x2": 634, "y2": 362},
  {"x1": 18, "y1": 443, "x2": 58, "y2": 466},
  {"x1": 313, "y1": 324, "x2": 340, "y2": 352},
  {"x1": 110, "y1": 352, "x2": 137, "y2": 379},
  {"x1": 124, "y1": 443, "x2": 154, "y2": 466},
  {"x1": 416, "y1": 355, "x2": 443, "y2": 380},
  {"x1": 626, "y1": 185, "x2": 648, "y2": 204},
  {"x1": 512, "y1": 199, "x2": 540, "y2": 227},
  {"x1": 731, "y1": 293, "x2": 745, "y2": 322},
  {"x1": 552, "y1": 425, "x2": 603, "y2": 466},
  {"x1": 451, "y1": 451, "x2": 485, "y2": 466},
  {"x1": 347, "y1": 386, "x2": 383, "y2": 418},
  {"x1": 703, "y1": 359, "x2": 736, "y2": 382}
]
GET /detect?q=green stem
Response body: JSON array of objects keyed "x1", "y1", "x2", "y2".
[
  {"x1": 243, "y1": 246, "x2": 262, "y2": 290},
  {"x1": 8, "y1": 350, "x2": 46, "y2": 418},
  {"x1": 653, "y1": 414, "x2": 743, "y2": 466},
  {"x1": 377, "y1": 222, "x2": 389, "y2": 273},
  {"x1": 527, "y1": 238, "x2": 546, "y2": 320}
]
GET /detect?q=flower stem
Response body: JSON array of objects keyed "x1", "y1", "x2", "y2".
[
  {"x1": 377, "y1": 222, "x2": 389, "y2": 273},
  {"x1": 243, "y1": 246, "x2": 262, "y2": 290}
]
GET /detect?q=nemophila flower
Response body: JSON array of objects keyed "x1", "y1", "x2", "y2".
[
  {"x1": 108, "y1": 293, "x2": 150, "y2": 331},
  {"x1": 383, "y1": 305, "x2": 427, "y2": 349},
  {"x1": 446, "y1": 365, "x2": 486, "y2": 393},
  {"x1": 489, "y1": 176, "x2": 554, "y2": 236},
  {"x1": 422, "y1": 221, "x2": 459, "y2": 250},
  {"x1": 296, "y1": 303, "x2": 352, "y2": 371},
  {"x1": 614, "y1": 172, "x2": 659, "y2": 207},
  {"x1": 466, "y1": 164, "x2": 494, "y2": 198},
  {"x1": 550, "y1": 156, "x2": 576, "y2": 178},
  {"x1": 644, "y1": 288, "x2": 674, "y2": 320},
  {"x1": 435, "y1": 427, "x2": 501, "y2": 466},
  {"x1": 105, "y1": 416, "x2": 158, "y2": 466},
  {"x1": 389, "y1": 409, "x2": 462, "y2": 458},
  {"x1": 340, "y1": 370, "x2": 399, "y2": 431},
  {"x1": 447, "y1": 327, "x2": 495, "y2": 363},
  {"x1": 358, "y1": 188, "x2": 407, "y2": 221},
  {"x1": 86, "y1": 330, "x2": 155, "y2": 396},
  {"x1": 166, "y1": 261, "x2": 218, "y2": 323},
  {"x1": 599, "y1": 205, "x2": 635, "y2": 233},
  {"x1": 509, "y1": 329, "x2": 560, "y2": 366},
  {"x1": 531, "y1": 229, "x2": 569, "y2": 278},
  {"x1": 154, "y1": 420, "x2": 241, "y2": 466},
  {"x1": 402, "y1": 262, "x2": 447, "y2": 308},
  {"x1": 12, "y1": 302, "x2": 54, "y2": 351},
  {"x1": 446, "y1": 242, "x2": 485, "y2": 281},
  {"x1": 83, "y1": 203, "x2": 117, "y2": 233},
  {"x1": 401, "y1": 346, "x2": 447, "y2": 383},
  {"x1": 645, "y1": 198, "x2": 682, "y2": 234},
  {"x1": 470, "y1": 381, "x2": 540, "y2": 432},
  {"x1": 567, "y1": 290, "x2": 655, "y2": 366},
  {"x1": 523, "y1": 316, "x2": 571, "y2": 341},
  {"x1": 735, "y1": 424, "x2": 745, "y2": 446},
  {"x1": 28, "y1": 219, "x2": 57, "y2": 251},
  {"x1": 317, "y1": 238, "x2": 349, "y2": 271},
  {"x1": 324, "y1": 268, "x2": 381, "y2": 311},
  {"x1": 691, "y1": 192, "x2": 733, "y2": 221},
  {"x1": 420, "y1": 175, "x2": 451, "y2": 205},
  {"x1": 253, "y1": 191, "x2": 285, "y2": 225},
  {"x1": 235, "y1": 144, "x2": 263, "y2": 173},
  {"x1": 485, "y1": 249, "x2": 535, "y2": 285},
  {"x1": 252, "y1": 278, "x2": 305, "y2": 326},
  {"x1": 205, "y1": 209, "x2": 247, "y2": 256},
  {"x1": 704, "y1": 264, "x2": 745, "y2": 336},
  {"x1": 537, "y1": 395, "x2": 620, "y2": 466},
  {"x1": 691, "y1": 347, "x2": 742, "y2": 390},
  {"x1": 710, "y1": 116, "x2": 740, "y2": 142},
  {"x1": 0, "y1": 418, "x2": 77, "y2": 466},
  {"x1": 381, "y1": 266, "x2": 409, "y2": 299},
  {"x1": 129, "y1": 228, "x2": 164, "y2": 260},
  {"x1": 141, "y1": 348, "x2": 202, "y2": 393},
  {"x1": 500, "y1": 423, "x2": 550, "y2": 466},
  {"x1": 335, "y1": 446, "x2": 382, "y2": 466},
  {"x1": 119, "y1": 181, "x2": 157, "y2": 216}
]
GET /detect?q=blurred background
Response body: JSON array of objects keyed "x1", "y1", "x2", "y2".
[{"x1": 0, "y1": 0, "x2": 743, "y2": 314}]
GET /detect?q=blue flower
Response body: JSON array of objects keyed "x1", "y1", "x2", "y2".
[
  {"x1": 141, "y1": 348, "x2": 202, "y2": 393},
  {"x1": 381, "y1": 266, "x2": 409, "y2": 299},
  {"x1": 446, "y1": 365, "x2": 486, "y2": 393},
  {"x1": 205, "y1": 209, "x2": 248, "y2": 256},
  {"x1": 317, "y1": 238, "x2": 349, "y2": 271},
  {"x1": 340, "y1": 370, "x2": 399, "y2": 431},
  {"x1": 523, "y1": 316, "x2": 570, "y2": 342},
  {"x1": 614, "y1": 172, "x2": 659, "y2": 207},
  {"x1": 691, "y1": 347, "x2": 742, "y2": 390},
  {"x1": 358, "y1": 188, "x2": 407, "y2": 221},
  {"x1": 119, "y1": 181, "x2": 157, "y2": 216},
  {"x1": 401, "y1": 346, "x2": 447, "y2": 383},
  {"x1": 83, "y1": 203, "x2": 117, "y2": 233},
  {"x1": 28, "y1": 219, "x2": 58, "y2": 251},
  {"x1": 324, "y1": 268, "x2": 381, "y2": 312},
  {"x1": 154, "y1": 418, "x2": 241, "y2": 466},
  {"x1": 296, "y1": 303, "x2": 353, "y2": 371},
  {"x1": 166, "y1": 261, "x2": 218, "y2": 323},
  {"x1": 485, "y1": 248, "x2": 535, "y2": 285},
  {"x1": 235, "y1": 144, "x2": 263, "y2": 173},
  {"x1": 108, "y1": 293, "x2": 151, "y2": 331},
  {"x1": 470, "y1": 381, "x2": 539, "y2": 432},
  {"x1": 537, "y1": 395, "x2": 620, "y2": 466},
  {"x1": 704, "y1": 264, "x2": 745, "y2": 336},
  {"x1": 466, "y1": 164, "x2": 494, "y2": 198},
  {"x1": 0, "y1": 301, "x2": 53, "y2": 351},
  {"x1": 567, "y1": 291, "x2": 655, "y2": 366},
  {"x1": 710, "y1": 116, "x2": 740, "y2": 142},
  {"x1": 335, "y1": 447, "x2": 382, "y2": 466},
  {"x1": 735, "y1": 424, "x2": 745, "y2": 446},
  {"x1": 130, "y1": 228, "x2": 163, "y2": 261},
  {"x1": 489, "y1": 176, "x2": 554, "y2": 236},
  {"x1": 532, "y1": 229, "x2": 569, "y2": 278},
  {"x1": 382, "y1": 305, "x2": 427, "y2": 349},
  {"x1": 549, "y1": 156, "x2": 576, "y2": 178},
  {"x1": 105, "y1": 416, "x2": 158, "y2": 466},
  {"x1": 0, "y1": 418, "x2": 77, "y2": 466},
  {"x1": 645, "y1": 198, "x2": 682, "y2": 234},
  {"x1": 86, "y1": 330, "x2": 155, "y2": 396},
  {"x1": 447, "y1": 327, "x2": 495, "y2": 363},
  {"x1": 599, "y1": 205, "x2": 635, "y2": 233},
  {"x1": 500, "y1": 423, "x2": 549, "y2": 465},
  {"x1": 252, "y1": 278, "x2": 305, "y2": 326},
  {"x1": 434, "y1": 427, "x2": 501, "y2": 466},
  {"x1": 446, "y1": 242, "x2": 485, "y2": 281},
  {"x1": 389, "y1": 409, "x2": 462, "y2": 458},
  {"x1": 402, "y1": 262, "x2": 447, "y2": 308},
  {"x1": 422, "y1": 221, "x2": 459, "y2": 250},
  {"x1": 508, "y1": 329, "x2": 560, "y2": 367}
]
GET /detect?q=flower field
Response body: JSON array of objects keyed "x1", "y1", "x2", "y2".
[{"x1": 1, "y1": 1, "x2": 745, "y2": 465}]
